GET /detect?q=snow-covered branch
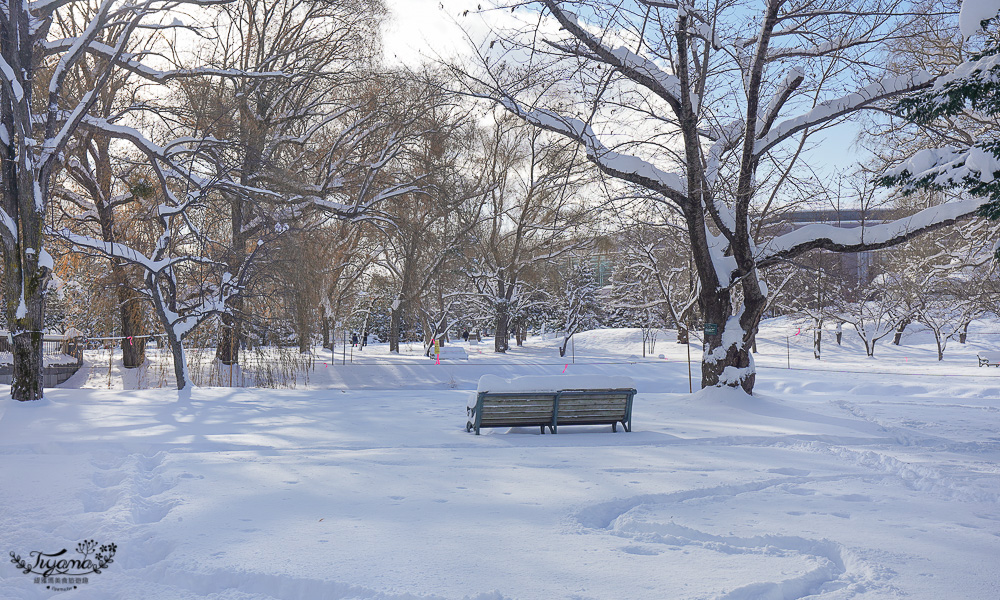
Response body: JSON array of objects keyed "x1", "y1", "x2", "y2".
[
  {"x1": 756, "y1": 199, "x2": 986, "y2": 267},
  {"x1": 495, "y1": 95, "x2": 688, "y2": 204},
  {"x1": 756, "y1": 70, "x2": 935, "y2": 156},
  {"x1": 541, "y1": 1, "x2": 683, "y2": 109}
]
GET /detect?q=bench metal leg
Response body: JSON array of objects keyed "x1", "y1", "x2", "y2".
[
  {"x1": 612, "y1": 422, "x2": 617, "y2": 433},
  {"x1": 540, "y1": 425, "x2": 545, "y2": 434}
]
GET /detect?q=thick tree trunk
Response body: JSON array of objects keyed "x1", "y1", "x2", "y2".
[
  {"x1": 320, "y1": 305, "x2": 330, "y2": 350},
  {"x1": 217, "y1": 96, "x2": 264, "y2": 365},
  {"x1": 698, "y1": 285, "x2": 766, "y2": 394},
  {"x1": 297, "y1": 317, "x2": 311, "y2": 354},
  {"x1": 117, "y1": 273, "x2": 147, "y2": 369},
  {"x1": 2, "y1": 4, "x2": 48, "y2": 401},
  {"x1": 4, "y1": 206, "x2": 47, "y2": 401},
  {"x1": 959, "y1": 321, "x2": 970, "y2": 344},
  {"x1": 216, "y1": 305, "x2": 242, "y2": 366},
  {"x1": 892, "y1": 318, "x2": 909, "y2": 346},
  {"x1": 699, "y1": 289, "x2": 734, "y2": 389},
  {"x1": 216, "y1": 194, "x2": 245, "y2": 361},
  {"x1": 10, "y1": 314, "x2": 44, "y2": 401},
  {"x1": 389, "y1": 300, "x2": 402, "y2": 353},
  {"x1": 494, "y1": 307, "x2": 510, "y2": 353}
]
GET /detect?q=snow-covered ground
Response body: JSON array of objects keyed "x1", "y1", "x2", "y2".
[{"x1": 2, "y1": 320, "x2": 999, "y2": 599}]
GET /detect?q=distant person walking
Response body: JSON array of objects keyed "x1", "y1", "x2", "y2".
[
  {"x1": 462, "y1": 330, "x2": 470, "y2": 342},
  {"x1": 351, "y1": 333, "x2": 359, "y2": 347}
]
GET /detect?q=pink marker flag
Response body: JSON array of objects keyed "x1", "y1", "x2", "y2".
[{"x1": 562, "y1": 364, "x2": 568, "y2": 373}]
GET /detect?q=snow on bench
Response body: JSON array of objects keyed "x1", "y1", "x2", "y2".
[
  {"x1": 466, "y1": 375, "x2": 636, "y2": 435},
  {"x1": 977, "y1": 352, "x2": 1000, "y2": 367},
  {"x1": 430, "y1": 345, "x2": 468, "y2": 360}
]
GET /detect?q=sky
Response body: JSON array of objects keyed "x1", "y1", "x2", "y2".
[
  {"x1": 378, "y1": 1, "x2": 912, "y2": 186},
  {"x1": 382, "y1": 0, "x2": 486, "y2": 66}
]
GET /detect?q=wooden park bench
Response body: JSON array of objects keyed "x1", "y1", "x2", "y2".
[
  {"x1": 465, "y1": 375, "x2": 636, "y2": 435},
  {"x1": 977, "y1": 352, "x2": 1000, "y2": 367}
]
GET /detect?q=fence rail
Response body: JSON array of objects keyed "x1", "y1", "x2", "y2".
[{"x1": 0, "y1": 336, "x2": 84, "y2": 367}]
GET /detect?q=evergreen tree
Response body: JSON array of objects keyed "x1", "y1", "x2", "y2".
[
  {"x1": 879, "y1": 10, "x2": 1000, "y2": 249},
  {"x1": 552, "y1": 260, "x2": 604, "y2": 358}
]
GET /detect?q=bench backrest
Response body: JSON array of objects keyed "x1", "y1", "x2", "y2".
[
  {"x1": 555, "y1": 389, "x2": 633, "y2": 423},
  {"x1": 477, "y1": 392, "x2": 558, "y2": 426}
]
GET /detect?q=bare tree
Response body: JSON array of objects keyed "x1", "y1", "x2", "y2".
[
  {"x1": 50, "y1": 3, "x2": 166, "y2": 369},
  {"x1": 456, "y1": 0, "x2": 981, "y2": 394},
  {"x1": 0, "y1": 0, "x2": 253, "y2": 400},
  {"x1": 468, "y1": 114, "x2": 590, "y2": 352},
  {"x1": 375, "y1": 85, "x2": 484, "y2": 353},
  {"x1": 608, "y1": 198, "x2": 701, "y2": 346},
  {"x1": 178, "y1": 0, "x2": 420, "y2": 366},
  {"x1": 62, "y1": 137, "x2": 248, "y2": 391}
]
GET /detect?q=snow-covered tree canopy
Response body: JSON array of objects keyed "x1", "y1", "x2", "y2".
[
  {"x1": 880, "y1": 3, "x2": 1000, "y2": 239},
  {"x1": 456, "y1": 0, "x2": 989, "y2": 393}
]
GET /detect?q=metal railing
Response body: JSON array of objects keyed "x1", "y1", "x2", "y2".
[{"x1": 0, "y1": 336, "x2": 84, "y2": 367}]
